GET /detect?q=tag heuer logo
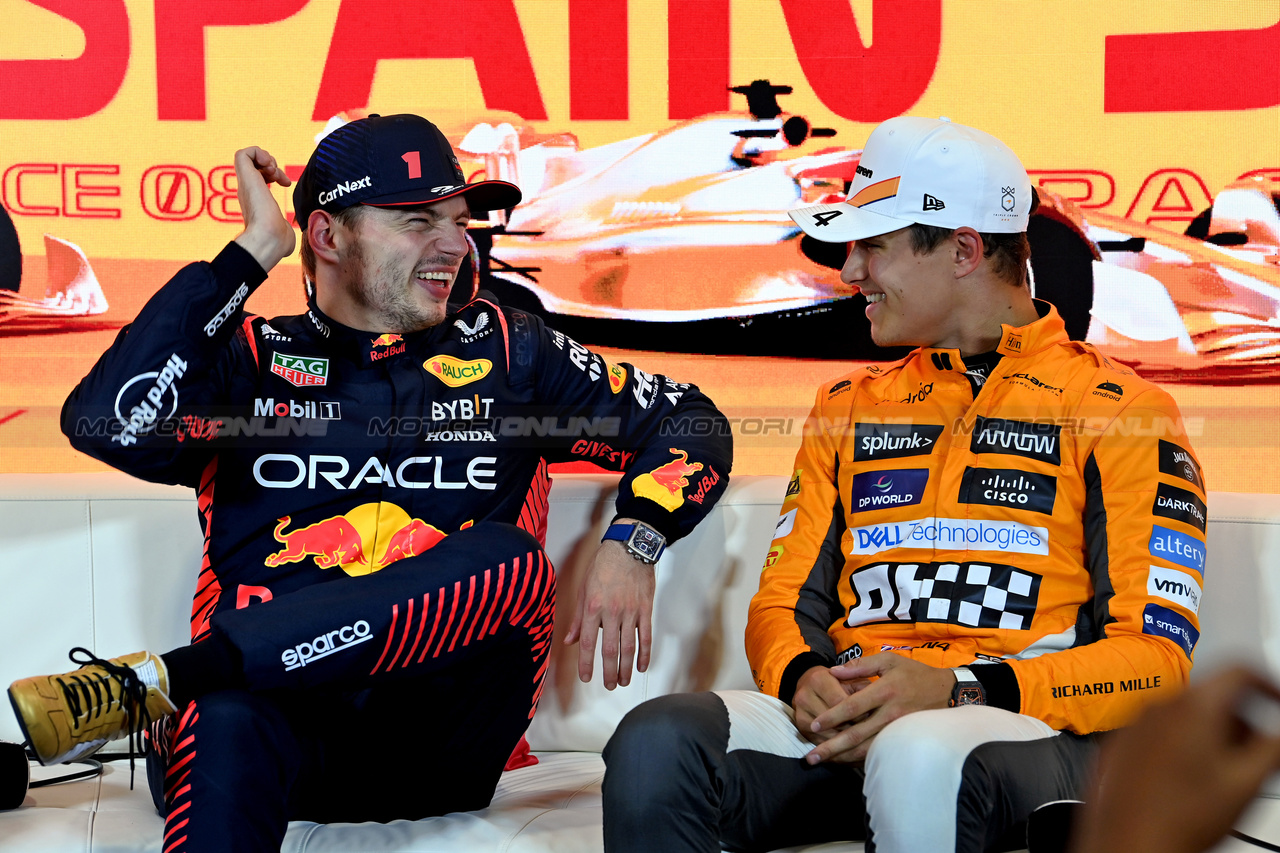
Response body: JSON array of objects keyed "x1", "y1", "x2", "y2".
[
  {"x1": 424, "y1": 355, "x2": 493, "y2": 387},
  {"x1": 271, "y1": 353, "x2": 329, "y2": 387},
  {"x1": 923, "y1": 194, "x2": 945, "y2": 211}
]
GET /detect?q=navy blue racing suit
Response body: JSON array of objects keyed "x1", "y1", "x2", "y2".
[{"x1": 61, "y1": 242, "x2": 732, "y2": 851}]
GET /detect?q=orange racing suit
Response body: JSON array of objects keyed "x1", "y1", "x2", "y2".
[{"x1": 747, "y1": 302, "x2": 1206, "y2": 734}]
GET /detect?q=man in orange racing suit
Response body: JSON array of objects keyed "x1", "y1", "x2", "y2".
[{"x1": 601, "y1": 116, "x2": 1206, "y2": 852}]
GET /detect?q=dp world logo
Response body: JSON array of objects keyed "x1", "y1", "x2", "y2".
[{"x1": 852, "y1": 469, "x2": 928, "y2": 511}]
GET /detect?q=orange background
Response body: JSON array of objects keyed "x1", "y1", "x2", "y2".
[{"x1": 1, "y1": 0, "x2": 1277, "y2": 490}]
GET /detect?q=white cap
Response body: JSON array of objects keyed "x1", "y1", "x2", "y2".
[{"x1": 789, "y1": 116, "x2": 1031, "y2": 243}]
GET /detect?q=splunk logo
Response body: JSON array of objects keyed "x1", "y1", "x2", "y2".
[
  {"x1": 851, "y1": 469, "x2": 928, "y2": 511},
  {"x1": 848, "y1": 517, "x2": 1049, "y2": 556},
  {"x1": 282, "y1": 620, "x2": 373, "y2": 671},
  {"x1": 853, "y1": 423, "x2": 944, "y2": 461}
]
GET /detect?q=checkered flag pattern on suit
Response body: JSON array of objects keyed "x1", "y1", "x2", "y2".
[{"x1": 910, "y1": 562, "x2": 1042, "y2": 630}]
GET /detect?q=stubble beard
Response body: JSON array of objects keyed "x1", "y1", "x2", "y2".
[{"x1": 345, "y1": 239, "x2": 451, "y2": 333}]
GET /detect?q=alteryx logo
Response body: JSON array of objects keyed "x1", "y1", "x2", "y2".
[
  {"x1": 852, "y1": 469, "x2": 928, "y2": 511},
  {"x1": 1142, "y1": 603, "x2": 1199, "y2": 659},
  {"x1": 848, "y1": 517, "x2": 1048, "y2": 556},
  {"x1": 1148, "y1": 525, "x2": 1206, "y2": 574}
]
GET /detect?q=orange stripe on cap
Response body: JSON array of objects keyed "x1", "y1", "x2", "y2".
[{"x1": 847, "y1": 176, "x2": 901, "y2": 208}]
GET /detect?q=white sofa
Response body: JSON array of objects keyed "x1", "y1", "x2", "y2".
[{"x1": 1, "y1": 473, "x2": 1279, "y2": 852}]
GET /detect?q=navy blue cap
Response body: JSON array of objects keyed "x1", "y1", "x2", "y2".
[{"x1": 293, "y1": 114, "x2": 521, "y2": 229}]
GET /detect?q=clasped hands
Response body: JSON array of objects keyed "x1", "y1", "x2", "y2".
[{"x1": 793, "y1": 653, "x2": 957, "y2": 764}]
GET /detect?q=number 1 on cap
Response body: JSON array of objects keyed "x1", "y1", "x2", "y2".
[{"x1": 402, "y1": 151, "x2": 421, "y2": 180}]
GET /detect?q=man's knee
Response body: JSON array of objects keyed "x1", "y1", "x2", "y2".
[
  {"x1": 604, "y1": 693, "x2": 729, "y2": 805},
  {"x1": 179, "y1": 690, "x2": 298, "y2": 759},
  {"x1": 456, "y1": 520, "x2": 543, "y2": 557},
  {"x1": 865, "y1": 708, "x2": 977, "y2": 779}
]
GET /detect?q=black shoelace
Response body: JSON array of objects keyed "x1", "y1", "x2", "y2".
[{"x1": 57, "y1": 646, "x2": 152, "y2": 787}]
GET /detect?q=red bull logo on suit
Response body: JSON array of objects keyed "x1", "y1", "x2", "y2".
[
  {"x1": 631, "y1": 448, "x2": 703, "y2": 511},
  {"x1": 264, "y1": 502, "x2": 465, "y2": 577}
]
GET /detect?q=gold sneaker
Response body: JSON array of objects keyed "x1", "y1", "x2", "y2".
[{"x1": 8, "y1": 647, "x2": 177, "y2": 765}]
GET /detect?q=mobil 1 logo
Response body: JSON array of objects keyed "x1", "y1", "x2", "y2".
[
  {"x1": 1158, "y1": 441, "x2": 1204, "y2": 492},
  {"x1": 853, "y1": 423, "x2": 945, "y2": 461},
  {"x1": 1152, "y1": 482, "x2": 1207, "y2": 533},
  {"x1": 959, "y1": 467, "x2": 1057, "y2": 515}
]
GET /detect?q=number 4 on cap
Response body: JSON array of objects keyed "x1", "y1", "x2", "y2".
[{"x1": 813, "y1": 210, "x2": 843, "y2": 226}]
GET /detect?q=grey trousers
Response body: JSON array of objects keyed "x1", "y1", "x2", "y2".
[{"x1": 601, "y1": 691, "x2": 1099, "y2": 853}]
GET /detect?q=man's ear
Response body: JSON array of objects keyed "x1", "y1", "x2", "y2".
[
  {"x1": 306, "y1": 211, "x2": 341, "y2": 266},
  {"x1": 952, "y1": 227, "x2": 985, "y2": 278}
]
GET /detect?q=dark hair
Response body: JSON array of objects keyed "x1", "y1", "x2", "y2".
[
  {"x1": 299, "y1": 205, "x2": 368, "y2": 281},
  {"x1": 906, "y1": 223, "x2": 1032, "y2": 288}
]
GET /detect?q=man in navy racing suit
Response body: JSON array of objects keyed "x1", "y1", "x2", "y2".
[{"x1": 7, "y1": 114, "x2": 732, "y2": 853}]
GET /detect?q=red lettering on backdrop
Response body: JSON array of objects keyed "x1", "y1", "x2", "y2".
[
  {"x1": 1125, "y1": 169, "x2": 1214, "y2": 228},
  {"x1": 155, "y1": 0, "x2": 310, "y2": 120},
  {"x1": 140, "y1": 165, "x2": 205, "y2": 221},
  {"x1": 668, "y1": 0, "x2": 730, "y2": 119},
  {"x1": 570, "y1": 0, "x2": 628, "y2": 120},
  {"x1": 1237, "y1": 169, "x2": 1280, "y2": 186},
  {"x1": 0, "y1": 0, "x2": 128, "y2": 119},
  {"x1": 63, "y1": 164, "x2": 121, "y2": 218},
  {"x1": 1106, "y1": 22, "x2": 1280, "y2": 112},
  {"x1": 314, "y1": 0, "x2": 547, "y2": 121},
  {"x1": 780, "y1": 0, "x2": 940, "y2": 122},
  {"x1": 2, "y1": 164, "x2": 60, "y2": 216},
  {"x1": 1027, "y1": 170, "x2": 1117, "y2": 209}
]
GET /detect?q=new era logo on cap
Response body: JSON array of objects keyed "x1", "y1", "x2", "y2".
[
  {"x1": 293, "y1": 114, "x2": 522, "y2": 229},
  {"x1": 788, "y1": 116, "x2": 1031, "y2": 244}
]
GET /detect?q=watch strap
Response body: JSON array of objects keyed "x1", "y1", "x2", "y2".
[
  {"x1": 949, "y1": 666, "x2": 986, "y2": 707},
  {"x1": 602, "y1": 521, "x2": 666, "y2": 564}
]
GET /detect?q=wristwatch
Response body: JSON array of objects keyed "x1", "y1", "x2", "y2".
[
  {"x1": 601, "y1": 521, "x2": 667, "y2": 565},
  {"x1": 949, "y1": 667, "x2": 986, "y2": 707}
]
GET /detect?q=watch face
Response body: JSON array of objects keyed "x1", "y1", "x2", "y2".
[
  {"x1": 628, "y1": 526, "x2": 665, "y2": 562},
  {"x1": 953, "y1": 684, "x2": 985, "y2": 706}
]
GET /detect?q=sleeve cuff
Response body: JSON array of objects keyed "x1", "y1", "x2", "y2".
[
  {"x1": 970, "y1": 662, "x2": 1021, "y2": 713},
  {"x1": 779, "y1": 651, "x2": 835, "y2": 706},
  {"x1": 611, "y1": 500, "x2": 682, "y2": 543},
  {"x1": 211, "y1": 241, "x2": 270, "y2": 291}
]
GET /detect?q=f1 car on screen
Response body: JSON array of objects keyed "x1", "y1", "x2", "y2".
[
  {"x1": 1050, "y1": 178, "x2": 1280, "y2": 381},
  {"x1": 454, "y1": 81, "x2": 858, "y2": 323}
]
